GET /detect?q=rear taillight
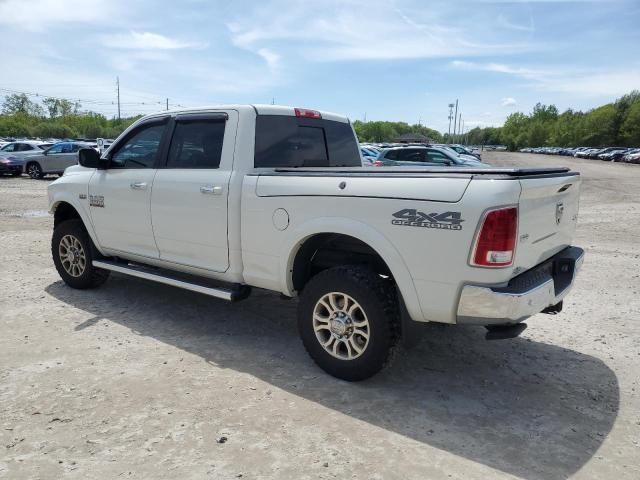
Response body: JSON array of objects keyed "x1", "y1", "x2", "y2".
[
  {"x1": 373, "y1": 160, "x2": 384, "y2": 167},
  {"x1": 471, "y1": 207, "x2": 518, "y2": 267},
  {"x1": 294, "y1": 108, "x2": 322, "y2": 119}
]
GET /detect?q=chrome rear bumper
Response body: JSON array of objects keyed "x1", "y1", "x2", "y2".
[{"x1": 457, "y1": 246, "x2": 584, "y2": 325}]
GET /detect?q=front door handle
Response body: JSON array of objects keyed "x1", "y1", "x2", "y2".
[
  {"x1": 130, "y1": 182, "x2": 148, "y2": 190},
  {"x1": 200, "y1": 185, "x2": 223, "y2": 195}
]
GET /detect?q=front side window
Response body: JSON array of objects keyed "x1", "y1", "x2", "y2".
[
  {"x1": 47, "y1": 144, "x2": 64, "y2": 154},
  {"x1": 254, "y1": 115, "x2": 360, "y2": 168},
  {"x1": 426, "y1": 149, "x2": 453, "y2": 164},
  {"x1": 110, "y1": 122, "x2": 166, "y2": 169},
  {"x1": 1, "y1": 143, "x2": 16, "y2": 152},
  {"x1": 167, "y1": 120, "x2": 225, "y2": 169}
]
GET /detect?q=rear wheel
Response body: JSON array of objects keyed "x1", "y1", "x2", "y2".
[
  {"x1": 26, "y1": 162, "x2": 43, "y2": 179},
  {"x1": 298, "y1": 266, "x2": 399, "y2": 381},
  {"x1": 52, "y1": 219, "x2": 110, "y2": 289}
]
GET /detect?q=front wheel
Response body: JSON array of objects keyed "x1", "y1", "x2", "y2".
[
  {"x1": 26, "y1": 162, "x2": 43, "y2": 179},
  {"x1": 52, "y1": 219, "x2": 110, "y2": 289},
  {"x1": 298, "y1": 266, "x2": 399, "y2": 381}
]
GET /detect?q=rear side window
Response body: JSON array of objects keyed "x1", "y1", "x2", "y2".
[
  {"x1": 254, "y1": 115, "x2": 360, "y2": 168},
  {"x1": 167, "y1": 120, "x2": 225, "y2": 169}
]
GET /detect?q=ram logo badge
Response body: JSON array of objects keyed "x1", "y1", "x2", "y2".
[{"x1": 392, "y1": 209, "x2": 464, "y2": 230}]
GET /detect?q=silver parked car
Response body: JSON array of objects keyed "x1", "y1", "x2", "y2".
[{"x1": 24, "y1": 142, "x2": 93, "y2": 179}]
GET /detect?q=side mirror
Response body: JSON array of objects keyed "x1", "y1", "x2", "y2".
[{"x1": 78, "y1": 148, "x2": 104, "y2": 169}]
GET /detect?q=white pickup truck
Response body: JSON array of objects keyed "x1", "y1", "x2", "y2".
[{"x1": 48, "y1": 105, "x2": 584, "y2": 380}]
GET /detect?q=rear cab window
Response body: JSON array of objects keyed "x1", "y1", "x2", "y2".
[{"x1": 254, "y1": 115, "x2": 360, "y2": 168}]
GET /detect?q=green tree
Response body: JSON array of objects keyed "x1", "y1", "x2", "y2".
[{"x1": 620, "y1": 100, "x2": 640, "y2": 146}]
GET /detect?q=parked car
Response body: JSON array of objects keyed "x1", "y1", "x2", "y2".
[
  {"x1": 0, "y1": 141, "x2": 50, "y2": 174},
  {"x1": 0, "y1": 140, "x2": 48, "y2": 158},
  {"x1": 598, "y1": 148, "x2": 629, "y2": 161},
  {"x1": 24, "y1": 141, "x2": 92, "y2": 179},
  {"x1": 445, "y1": 144, "x2": 482, "y2": 160},
  {"x1": 374, "y1": 146, "x2": 488, "y2": 167},
  {"x1": 47, "y1": 104, "x2": 584, "y2": 381},
  {"x1": 621, "y1": 149, "x2": 640, "y2": 164},
  {"x1": 575, "y1": 148, "x2": 599, "y2": 158},
  {"x1": 0, "y1": 156, "x2": 23, "y2": 176}
]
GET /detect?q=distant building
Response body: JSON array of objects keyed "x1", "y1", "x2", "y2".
[{"x1": 392, "y1": 133, "x2": 432, "y2": 144}]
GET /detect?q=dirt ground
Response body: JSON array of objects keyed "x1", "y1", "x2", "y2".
[{"x1": 1, "y1": 152, "x2": 639, "y2": 480}]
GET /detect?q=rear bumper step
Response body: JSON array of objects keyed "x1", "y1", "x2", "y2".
[
  {"x1": 456, "y1": 246, "x2": 584, "y2": 326},
  {"x1": 92, "y1": 260, "x2": 250, "y2": 301}
]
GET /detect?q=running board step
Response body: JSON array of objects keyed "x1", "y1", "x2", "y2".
[{"x1": 92, "y1": 260, "x2": 251, "y2": 301}]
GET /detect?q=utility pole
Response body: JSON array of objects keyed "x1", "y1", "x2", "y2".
[
  {"x1": 116, "y1": 76, "x2": 121, "y2": 120},
  {"x1": 462, "y1": 119, "x2": 465, "y2": 145},
  {"x1": 448, "y1": 103, "x2": 454, "y2": 139},
  {"x1": 452, "y1": 99, "x2": 458, "y2": 144},
  {"x1": 458, "y1": 113, "x2": 462, "y2": 142},
  {"x1": 166, "y1": 98, "x2": 169, "y2": 111}
]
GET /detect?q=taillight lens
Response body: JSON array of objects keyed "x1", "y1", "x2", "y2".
[
  {"x1": 373, "y1": 160, "x2": 384, "y2": 166},
  {"x1": 294, "y1": 108, "x2": 322, "y2": 119},
  {"x1": 471, "y1": 207, "x2": 518, "y2": 267}
]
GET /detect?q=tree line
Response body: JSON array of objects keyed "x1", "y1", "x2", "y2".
[
  {"x1": 2, "y1": 90, "x2": 638, "y2": 150},
  {"x1": 0, "y1": 93, "x2": 139, "y2": 139},
  {"x1": 464, "y1": 91, "x2": 640, "y2": 150}
]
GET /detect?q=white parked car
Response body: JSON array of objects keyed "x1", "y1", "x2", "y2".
[{"x1": 47, "y1": 104, "x2": 584, "y2": 380}]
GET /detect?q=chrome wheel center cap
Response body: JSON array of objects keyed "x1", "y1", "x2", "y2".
[
  {"x1": 68, "y1": 250, "x2": 76, "y2": 263},
  {"x1": 329, "y1": 313, "x2": 352, "y2": 337}
]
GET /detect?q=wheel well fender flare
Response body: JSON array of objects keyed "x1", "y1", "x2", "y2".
[
  {"x1": 279, "y1": 217, "x2": 423, "y2": 321},
  {"x1": 49, "y1": 198, "x2": 103, "y2": 255}
]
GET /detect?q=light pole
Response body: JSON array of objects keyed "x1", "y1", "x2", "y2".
[
  {"x1": 447, "y1": 103, "x2": 454, "y2": 140},
  {"x1": 452, "y1": 99, "x2": 459, "y2": 143}
]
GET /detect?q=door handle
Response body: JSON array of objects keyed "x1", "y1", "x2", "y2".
[
  {"x1": 130, "y1": 182, "x2": 147, "y2": 190},
  {"x1": 200, "y1": 185, "x2": 223, "y2": 195}
]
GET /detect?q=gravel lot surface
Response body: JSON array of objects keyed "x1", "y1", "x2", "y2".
[{"x1": 1, "y1": 152, "x2": 639, "y2": 479}]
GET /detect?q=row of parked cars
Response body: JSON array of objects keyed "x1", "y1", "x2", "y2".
[
  {"x1": 359, "y1": 143, "x2": 486, "y2": 167},
  {"x1": 520, "y1": 146, "x2": 640, "y2": 163},
  {"x1": 0, "y1": 138, "x2": 114, "y2": 178},
  {"x1": 0, "y1": 136, "x2": 488, "y2": 178}
]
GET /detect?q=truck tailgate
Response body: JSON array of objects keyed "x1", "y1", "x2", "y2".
[{"x1": 514, "y1": 173, "x2": 581, "y2": 271}]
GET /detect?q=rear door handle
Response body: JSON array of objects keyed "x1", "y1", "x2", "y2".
[
  {"x1": 130, "y1": 182, "x2": 147, "y2": 190},
  {"x1": 200, "y1": 185, "x2": 223, "y2": 195}
]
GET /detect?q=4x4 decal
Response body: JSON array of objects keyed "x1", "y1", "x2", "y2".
[{"x1": 392, "y1": 209, "x2": 464, "y2": 230}]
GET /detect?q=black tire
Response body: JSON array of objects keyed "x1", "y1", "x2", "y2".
[
  {"x1": 52, "y1": 219, "x2": 110, "y2": 289},
  {"x1": 298, "y1": 266, "x2": 399, "y2": 381},
  {"x1": 26, "y1": 162, "x2": 43, "y2": 179}
]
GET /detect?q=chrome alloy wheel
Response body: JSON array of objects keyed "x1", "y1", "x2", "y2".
[
  {"x1": 59, "y1": 234, "x2": 87, "y2": 277},
  {"x1": 313, "y1": 292, "x2": 370, "y2": 360}
]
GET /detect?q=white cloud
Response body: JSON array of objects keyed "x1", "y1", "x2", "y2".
[
  {"x1": 227, "y1": 0, "x2": 530, "y2": 62},
  {"x1": 257, "y1": 48, "x2": 280, "y2": 69},
  {"x1": 502, "y1": 97, "x2": 517, "y2": 106},
  {"x1": 450, "y1": 60, "x2": 640, "y2": 97},
  {"x1": 0, "y1": 0, "x2": 115, "y2": 31},
  {"x1": 101, "y1": 31, "x2": 207, "y2": 50}
]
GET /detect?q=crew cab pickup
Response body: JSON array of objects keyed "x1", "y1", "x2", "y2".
[{"x1": 48, "y1": 105, "x2": 584, "y2": 380}]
